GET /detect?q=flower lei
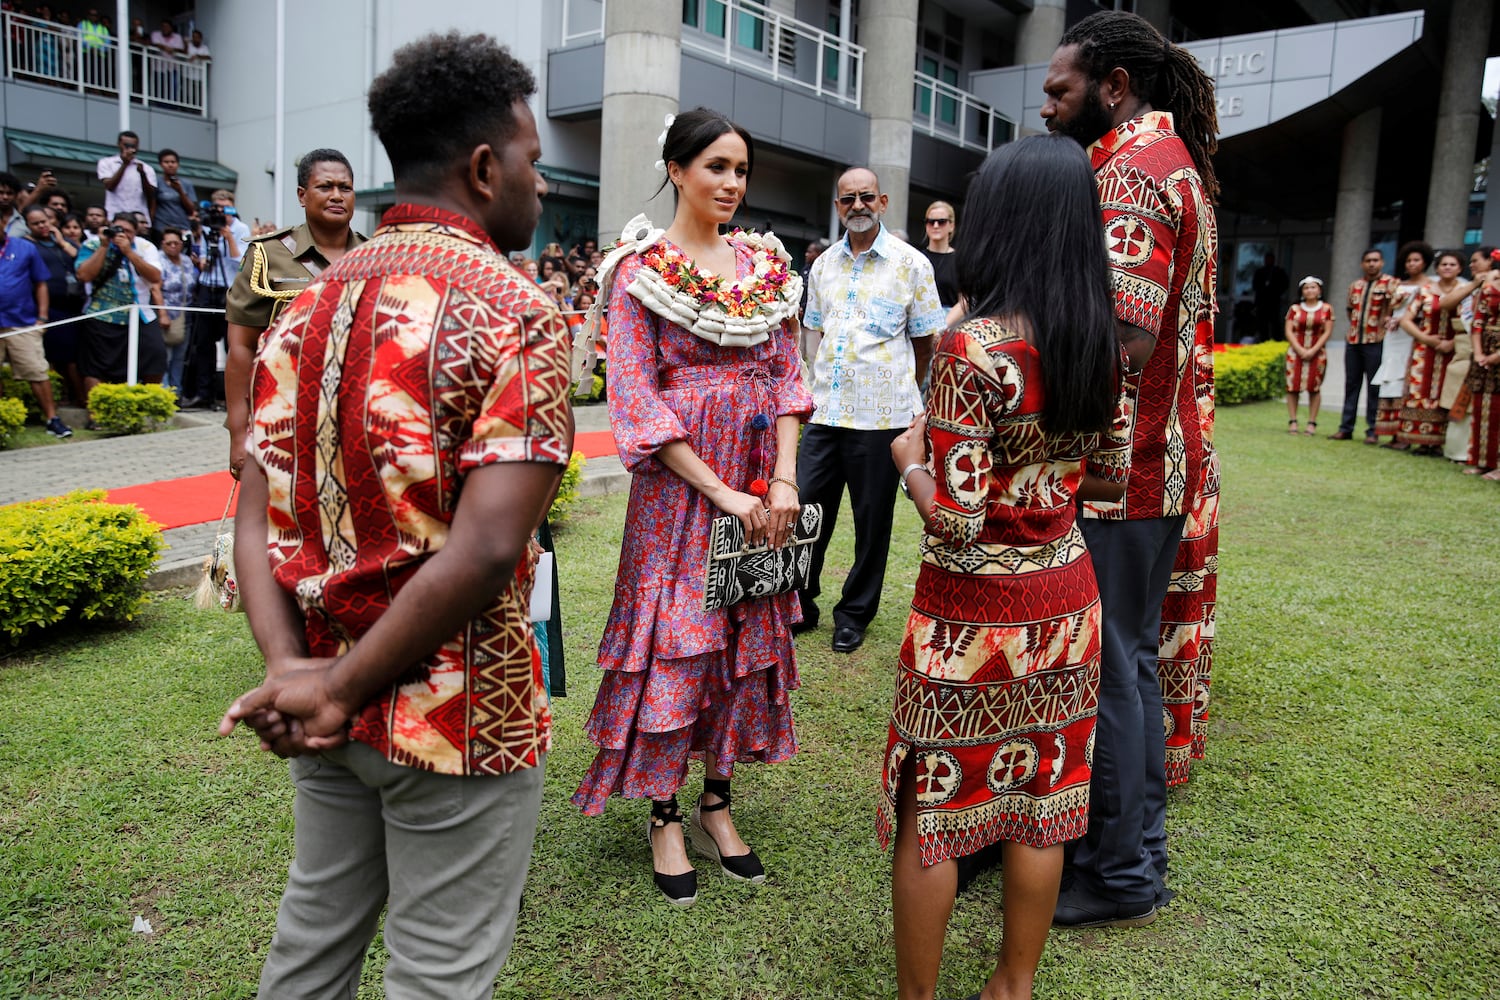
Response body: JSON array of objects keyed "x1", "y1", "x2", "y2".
[{"x1": 640, "y1": 233, "x2": 795, "y2": 321}]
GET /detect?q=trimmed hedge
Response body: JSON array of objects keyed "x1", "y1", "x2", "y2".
[
  {"x1": 87, "y1": 382, "x2": 178, "y2": 434},
  {"x1": 0, "y1": 364, "x2": 66, "y2": 422},
  {"x1": 548, "y1": 450, "x2": 587, "y2": 524},
  {"x1": 1214, "y1": 341, "x2": 1287, "y2": 405},
  {"x1": 0, "y1": 490, "x2": 163, "y2": 646},
  {"x1": 0, "y1": 396, "x2": 24, "y2": 449}
]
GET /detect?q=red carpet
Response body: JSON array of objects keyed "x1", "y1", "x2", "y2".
[{"x1": 104, "y1": 432, "x2": 622, "y2": 530}]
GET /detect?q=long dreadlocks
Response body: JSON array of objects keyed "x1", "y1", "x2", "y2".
[{"x1": 1061, "y1": 11, "x2": 1220, "y2": 203}]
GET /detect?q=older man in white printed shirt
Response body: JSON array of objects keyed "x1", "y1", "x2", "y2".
[{"x1": 796, "y1": 166, "x2": 945, "y2": 654}]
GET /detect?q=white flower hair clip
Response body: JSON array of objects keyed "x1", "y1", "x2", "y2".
[{"x1": 654, "y1": 112, "x2": 677, "y2": 172}]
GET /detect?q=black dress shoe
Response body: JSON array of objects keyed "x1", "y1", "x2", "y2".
[
  {"x1": 831, "y1": 625, "x2": 865, "y2": 653},
  {"x1": 1053, "y1": 884, "x2": 1157, "y2": 928}
]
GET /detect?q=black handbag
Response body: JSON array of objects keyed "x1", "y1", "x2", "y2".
[{"x1": 702, "y1": 503, "x2": 823, "y2": 612}]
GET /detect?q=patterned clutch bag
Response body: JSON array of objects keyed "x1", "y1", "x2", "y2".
[{"x1": 702, "y1": 503, "x2": 824, "y2": 612}]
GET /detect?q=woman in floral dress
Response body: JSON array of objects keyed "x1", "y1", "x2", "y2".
[
  {"x1": 572, "y1": 109, "x2": 813, "y2": 906},
  {"x1": 1283, "y1": 276, "x2": 1332, "y2": 435},
  {"x1": 882, "y1": 136, "x2": 1128, "y2": 1000}
]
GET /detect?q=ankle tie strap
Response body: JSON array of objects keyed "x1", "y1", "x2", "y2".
[
  {"x1": 700, "y1": 778, "x2": 733, "y2": 813},
  {"x1": 650, "y1": 796, "x2": 683, "y2": 827}
]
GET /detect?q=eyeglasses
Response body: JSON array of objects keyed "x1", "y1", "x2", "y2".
[
  {"x1": 836, "y1": 192, "x2": 880, "y2": 207},
  {"x1": 924, "y1": 217, "x2": 951, "y2": 225}
]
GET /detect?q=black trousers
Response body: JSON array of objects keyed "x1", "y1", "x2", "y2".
[
  {"x1": 185, "y1": 284, "x2": 228, "y2": 402},
  {"x1": 1067, "y1": 514, "x2": 1186, "y2": 906},
  {"x1": 795, "y1": 424, "x2": 902, "y2": 631},
  {"x1": 1338, "y1": 341, "x2": 1384, "y2": 436}
]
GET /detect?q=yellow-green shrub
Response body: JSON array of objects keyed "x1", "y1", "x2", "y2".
[
  {"x1": 0, "y1": 490, "x2": 163, "y2": 645},
  {"x1": 0, "y1": 396, "x2": 25, "y2": 449},
  {"x1": 87, "y1": 383, "x2": 178, "y2": 434},
  {"x1": 1214, "y1": 342, "x2": 1286, "y2": 405},
  {"x1": 0, "y1": 364, "x2": 66, "y2": 422},
  {"x1": 548, "y1": 450, "x2": 587, "y2": 523}
]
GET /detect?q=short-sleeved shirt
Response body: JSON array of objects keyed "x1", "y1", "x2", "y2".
[
  {"x1": 153, "y1": 173, "x2": 197, "y2": 233},
  {"x1": 250, "y1": 202, "x2": 574, "y2": 777},
  {"x1": 150, "y1": 29, "x2": 184, "y2": 53},
  {"x1": 226, "y1": 222, "x2": 367, "y2": 330},
  {"x1": 1084, "y1": 111, "x2": 1217, "y2": 522},
  {"x1": 97, "y1": 155, "x2": 157, "y2": 225},
  {"x1": 0, "y1": 235, "x2": 48, "y2": 327},
  {"x1": 77, "y1": 235, "x2": 161, "y2": 325},
  {"x1": 189, "y1": 219, "x2": 249, "y2": 290},
  {"x1": 1346, "y1": 274, "x2": 1399, "y2": 345},
  {"x1": 803, "y1": 224, "x2": 946, "y2": 430},
  {"x1": 159, "y1": 254, "x2": 196, "y2": 312}
]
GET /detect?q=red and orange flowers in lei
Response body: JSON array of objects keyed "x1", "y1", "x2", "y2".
[{"x1": 640, "y1": 235, "x2": 795, "y2": 321}]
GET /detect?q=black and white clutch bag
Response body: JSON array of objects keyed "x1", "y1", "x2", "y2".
[{"x1": 702, "y1": 503, "x2": 824, "y2": 612}]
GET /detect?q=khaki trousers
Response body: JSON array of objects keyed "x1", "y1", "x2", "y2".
[{"x1": 257, "y1": 741, "x2": 544, "y2": 1000}]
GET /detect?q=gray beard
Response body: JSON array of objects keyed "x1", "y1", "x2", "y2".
[{"x1": 845, "y1": 214, "x2": 877, "y2": 234}]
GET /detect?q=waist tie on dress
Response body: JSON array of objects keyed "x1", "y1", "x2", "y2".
[{"x1": 659, "y1": 365, "x2": 773, "y2": 393}]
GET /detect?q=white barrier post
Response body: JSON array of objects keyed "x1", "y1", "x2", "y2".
[{"x1": 126, "y1": 305, "x2": 140, "y2": 385}]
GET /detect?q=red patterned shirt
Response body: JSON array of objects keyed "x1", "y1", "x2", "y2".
[
  {"x1": 249, "y1": 204, "x2": 574, "y2": 776},
  {"x1": 1346, "y1": 274, "x2": 1399, "y2": 344},
  {"x1": 1084, "y1": 111, "x2": 1217, "y2": 521}
]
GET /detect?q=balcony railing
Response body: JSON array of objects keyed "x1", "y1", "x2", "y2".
[
  {"x1": 913, "y1": 70, "x2": 1012, "y2": 153},
  {"x1": 2, "y1": 12, "x2": 210, "y2": 117},
  {"x1": 559, "y1": 0, "x2": 864, "y2": 110}
]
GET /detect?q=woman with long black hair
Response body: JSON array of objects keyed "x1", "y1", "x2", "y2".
[{"x1": 881, "y1": 134, "x2": 1127, "y2": 1000}]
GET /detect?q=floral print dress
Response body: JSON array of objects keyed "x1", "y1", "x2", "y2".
[{"x1": 573, "y1": 238, "x2": 814, "y2": 814}]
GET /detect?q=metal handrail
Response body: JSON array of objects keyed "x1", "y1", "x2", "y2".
[
  {"x1": 2, "y1": 11, "x2": 210, "y2": 117},
  {"x1": 558, "y1": 0, "x2": 864, "y2": 109},
  {"x1": 913, "y1": 70, "x2": 1013, "y2": 153}
]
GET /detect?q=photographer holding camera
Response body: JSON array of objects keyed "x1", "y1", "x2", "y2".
[
  {"x1": 74, "y1": 212, "x2": 165, "y2": 397},
  {"x1": 180, "y1": 190, "x2": 247, "y2": 409},
  {"x1": 97, "y1": 130, "x2": 157, "y2": 227}
]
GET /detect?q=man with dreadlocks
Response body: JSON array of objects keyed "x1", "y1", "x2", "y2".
[{"x1": 1041, "y1": 10, "x2": 1219, "y2": 929}]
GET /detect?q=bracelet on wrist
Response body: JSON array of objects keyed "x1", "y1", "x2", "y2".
[{"x1": 768, "y1": 476, "x2": 799, "y2": 493}]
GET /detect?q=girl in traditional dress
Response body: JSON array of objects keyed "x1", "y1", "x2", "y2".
[
  {"x1": 1396, "y1": 250, "x2": 1463, "y2": 454},
  {"x1": 883, "y1": 136, "x2": 1127, "y2": 1000},
  {"x1": 1465, "y1": 252, "x2": 1500, "y2": 480},
  {"x1": 1374, "y1": 241, "x2": 1432, "y2": 448},
  {"x1": 1284, "y1": 276, "x2": 1332, "y2": 435},
  {"x1": 572, "y1": 108, "x2": 813, "y2": 907}
]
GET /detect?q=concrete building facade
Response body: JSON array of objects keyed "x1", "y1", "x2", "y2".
[{"x1": 0, "y1": 1, "x2": 1495, "y2": 340}]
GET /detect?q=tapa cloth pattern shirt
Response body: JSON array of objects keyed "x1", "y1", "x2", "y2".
[
  {"x1": 250, "y1": 203, "x2": 574, "y2": 777},
  {"x1": 1346, "y1": 274, "x2": 1399, "y2": 345},
  {"x1": 803, "y1": 224, "x2": 945, "y2": 430},
  {"x1": 1083, "y1": 111, "x2": 1217, "y2": 521},
  {"x1": 96, "y1": 154, "x2": 157, "y2": 224},
  {"x1": 159, "y1": 255, "x2": 196, "y2": 314}
]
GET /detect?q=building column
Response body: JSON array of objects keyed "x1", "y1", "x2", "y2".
[
  {"x1": 860, "y1": 0, "x2": 919, "y2": 233},
  {"x1": 597, "y1": 0, "x2": 680, "y2": 241},
  {"x1": 1423, "y1": 0, "x2": 1492, "y2": 250},
  {"x1": 1329, "y1": 107, "x2": 1381, "y2": 299},
  {"x1": 1014, "y1": 0, "x2": 1065, "y2": 66}
]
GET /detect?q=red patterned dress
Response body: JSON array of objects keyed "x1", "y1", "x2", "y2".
[
  {"x1": 1466, "y1": 279, "x2": 1500, "y2": 469},
  {"x1": 876, "y1": 318, "x2": 1129, "y2": 866},
  {"x1": 1396, "y1": 288, "x2": 1456, "y2": 448},
  {"x1": 1284, "y1": 301, "x2": 1331, "y2": 393},
  {"x1": 573, "y1": 238, "x2": 814, "y2": 814}
]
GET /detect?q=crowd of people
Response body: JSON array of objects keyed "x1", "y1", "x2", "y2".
[
  {"x1": 210, "y1": 13, "x2": 1228, "y2": 1000},
  {"x1": 0, "y1": 129, "x2": 361, "y2": 441},
  {"x1": 1289, "y1": 242, "x2": 1500, "y2": 481},
  {"x1": 3, "y1": 4, "x2": 212, "y2": 71}
]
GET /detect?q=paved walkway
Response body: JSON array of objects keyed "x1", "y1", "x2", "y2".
[{"x1": 0, "y1": 402, "x2": 625, "y2": 588}]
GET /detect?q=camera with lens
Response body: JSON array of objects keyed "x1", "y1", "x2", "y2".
[
  {"x1": 199, "y1": 199, "x2": 228, "y2": 230},
  {"x1": 101, "y1": 225, "x2": 122, "y2": 239}
]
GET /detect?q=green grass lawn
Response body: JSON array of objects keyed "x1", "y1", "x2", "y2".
[{"x1": 2, "y1": 400, "x2": 1497, "y2": 999}]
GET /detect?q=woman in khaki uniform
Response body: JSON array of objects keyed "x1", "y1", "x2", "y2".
[{"x1": 224, "y1": 148, "x2": 366, "y2": 477}]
